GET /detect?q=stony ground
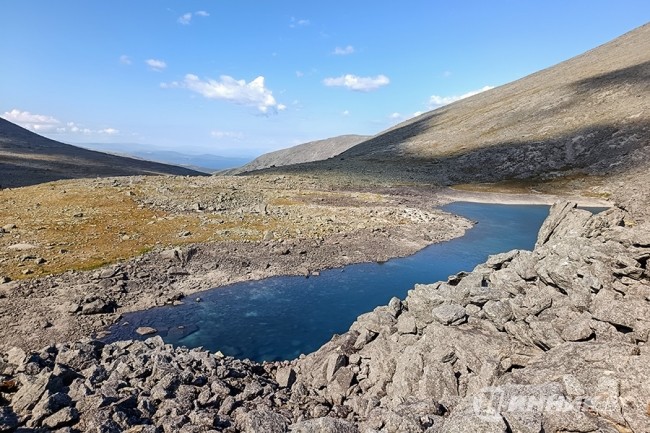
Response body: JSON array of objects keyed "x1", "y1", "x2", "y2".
[
  {"x1": 1, "y1": 201, "x2": 648, "y2": 432},
  {"x1": 0, "y1": 174, "x2": 472, "y2": 352}
]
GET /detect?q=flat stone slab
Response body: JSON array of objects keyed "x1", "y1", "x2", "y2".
[
  {"x1": 135, "y1": 327, "x2": 158, "y2": 336},
  {"x1": 7, "y1": 243, "x2": 37, "y2": 251}
]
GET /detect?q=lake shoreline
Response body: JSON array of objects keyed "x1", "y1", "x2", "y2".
[
  {"x1": 440, "y1": 187, "x2": 612, "y2": 207},
  {"x1": 0, "y1": 185, "x2": 608, "y2": 354}
]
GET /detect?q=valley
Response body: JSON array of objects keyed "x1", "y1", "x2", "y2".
[{"x1": 0, "y1": 21, "x2": 648, "y2": 433}]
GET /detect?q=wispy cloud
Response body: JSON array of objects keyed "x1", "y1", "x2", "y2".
[
  {"x1": 178, "y1": 10, "x2": 210, "y2": 25},
  {"x1": 333, "y1": 45, "x2": 355, "y2": 56},
  {"x1": 119, "y1": 55, "x2": 132, "y2": 65},
  {"x1": 323, "y1": 74, "x2": 390, "y2": 92},
  {"x1": 387, "y1": 111, "x2": 424, "y2": 123},
  {"x1": 429, "y1": 85, "x2": 494, "y2": 108},
  {"x1": 211, "y1": 130, "x2": 244, "y2": 139},
  {"x1": 1, "y1": 109, "x2": 119, "y2": 136},
  {"x1": 178, "y1": 13, "x2": 192, "y2": 25},
  {"x1": 290, "y1": 17, "x2": 310, "y2": 28},
  {"x1": 146, "y1": 59, "x2": 167, "y2": 71},
  {"x1": 342, "y1": 110, "x2": 350, "y2": 116},
  {"x1": 164, "y1": 74, "x2": 286, "y2": 114}
]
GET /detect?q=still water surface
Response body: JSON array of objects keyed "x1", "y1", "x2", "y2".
[{"x1": 105, "y1": 202, "x2": 563, "y2": 362}]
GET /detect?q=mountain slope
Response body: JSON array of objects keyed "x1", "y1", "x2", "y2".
[
  {"x1": 0, "y1": 119, "x2": 205, "y2": 187},
  {"x1": 224, "y1": 134, "x2": 369, "y2": 175},
  {"x1": 274, "y1": 24, "x2": 650, "y2": 187}
]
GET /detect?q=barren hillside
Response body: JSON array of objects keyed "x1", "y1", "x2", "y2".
[
  {"x1": 0, "y1": 119, "x2": 204, "y2": 187},
  {"x1": 224, "y1": 134, "x2": 369, "y2": 175},
  {"x1": 271, "y1": 24, "x2": 650, "y2": 191}
]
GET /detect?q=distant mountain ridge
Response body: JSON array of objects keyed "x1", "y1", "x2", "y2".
[
  {"x1": 0, "y1": 119, "x2": 205, "y2": 188},
  {"x1": 223, "y1": 134, "x2": 370, "y2": 175},
  {"x1": 77, "y1": 143, "x2": 252, "y2": 173},
  {"x1": 270, "y1": 24, "x2": 650, "y2": 187}
]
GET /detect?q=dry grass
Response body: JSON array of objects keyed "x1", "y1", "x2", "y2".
[
  {"x1": 0, "y1": 175, "x2": 434, "y2": 281},
  {"x1": 0, "y1": 180, "x2": 280, "y2": 280}
]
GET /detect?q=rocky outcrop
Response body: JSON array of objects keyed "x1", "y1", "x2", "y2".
[{"x1": 1, "y1": 202, "x2": 649, "y2": 432}]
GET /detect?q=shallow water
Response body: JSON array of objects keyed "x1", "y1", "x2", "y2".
[{"x1": 104, "y1": 203, "x2": 601, "y2": 362}]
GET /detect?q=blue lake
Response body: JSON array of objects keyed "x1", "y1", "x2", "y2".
[{"x1": 105, "y1": 202, "x2": 597, "y2": 362}]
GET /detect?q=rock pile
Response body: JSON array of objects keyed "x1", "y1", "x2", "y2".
[{"x1": 1, "y1": 202, "x2": 649, "y2": 432}]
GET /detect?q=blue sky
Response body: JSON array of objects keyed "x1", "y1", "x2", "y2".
[{"x1": 1, "y1": 1, "x2": 648, "y2": 157}]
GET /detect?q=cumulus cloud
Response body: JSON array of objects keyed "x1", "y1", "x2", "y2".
[
  {"x1": 429, "y1": 85, "x2": 494, "y2": 108},
  {"x1": 146, "y1": 59, "x2": 167, "y2": 71},
  {"x1": 1, "y1": 109, "x2": 60, "y2": 132},
  {"x1": 165, "y1": 74, "x2": 286, "y2": 114},
  {"x1": 1, "y1": 109, "x2": 118, "y2": 136},
  {"x1": 333, "y1": 45, "x2": 355, "y2": 56},
  {"x1": 323, "y1": 74, "x2": 390, "y2": 92},
  {"x1": 119, "y1": 55, "x2": 132, "y2": 65},
  {"x1": 195, "y1": 11, "x2": 210, "y2": 17}
]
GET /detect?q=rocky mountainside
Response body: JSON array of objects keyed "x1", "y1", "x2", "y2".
[
  {"x1": 1, "y1": 202, "x2": 648, "y2": 432},
  {"x1": 271, "y1": 24, "x2": 650, "y2": 188},
  {"x1": 223, "y1": 135, "x2": 369, "y2": 175},
  {"x1": 0, "y1": 119, "x2": 205, "y2": 188}
]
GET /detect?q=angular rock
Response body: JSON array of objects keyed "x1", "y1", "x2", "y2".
[
  {"x1": 239, "y1": 409, "x2": 288, "y2": 433},
  {"x1": 275, "y1": 366, "x2": 296, "y2": 389},
  {"x1": 431, "y1": 304, "x2": 467, "y2": 325},
  {"x1": 42, "y1": 406, "x2": 79, "y2": 429},
  {"x1": 291, "y1": 417, "x2": 359, "y2": 433}
]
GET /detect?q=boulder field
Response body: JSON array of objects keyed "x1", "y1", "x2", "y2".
[{"x1": 1, "y1": 202, "x2": 649, "y2": 432}]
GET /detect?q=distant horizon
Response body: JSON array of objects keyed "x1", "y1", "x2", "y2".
[{"x1": 2, "y1": 1, "x2": 649, "y2": 157}]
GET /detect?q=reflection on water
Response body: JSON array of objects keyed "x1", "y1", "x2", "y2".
[{"x1": 104, "y1": 203, "x2": 599, "y2": 362}]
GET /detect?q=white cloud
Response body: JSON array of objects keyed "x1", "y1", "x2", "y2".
[
  {"x1": 178, "y1": 12, "x2": 192, "y2": 25},
  {"x1": 166, "y1": 74, "x2": 286, "y2": 114},
  {"x1": 342, "y1": 110, "x2": 350, "y2": 116},
  {"x1": 1, "y1": 109, "x2": 60, "y2": 132},
  {"x1": 119, "y1": 55, "x2": 132, "y2": 65},
  {"x1": 333, "y1": 45, "x2": 355, "y2": 56},
  {"x1": 211, "y1": 130, "x2": 243, "y2": 139},
  {"x1": 1, "y1": 109, "x2": 119, "y2": 136},
  {"x1": 412, "y1": 111, "x2": 424, "y2": 117},
  {"x1": 442, "y1": 70, "x2": 452, "y2": 78},
  {"x1": 323, "y1": 74, "x2": 390, "y2": 92},
  {"x1": 178, "y1": 11, "x2": 210, "y2": 25},
  {"x1": 290, "y1": 17, "x2": 310, "y2": 28},
  {"x1": 146, "y1": 59, "x2": 167, "y2": 71},
  {"x1": 295, "y1": 70, "x2": 304, "y2": 78},
  {"x1": 389, "y1": 112, "x2": 402, "y2": 119},
  {"x1": 429, "y1": 85, "x2": 494, "y2": 108}
]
